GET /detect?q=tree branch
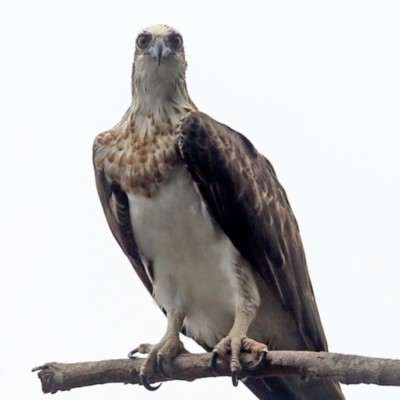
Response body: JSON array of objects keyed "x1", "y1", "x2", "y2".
[{"x1": 32, "y1": 351, "x2": 400, "y2": 394}]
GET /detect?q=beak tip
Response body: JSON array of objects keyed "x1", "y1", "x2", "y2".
[{"x1": 152, "y1": 38, "x2": 169, "y2": 66}]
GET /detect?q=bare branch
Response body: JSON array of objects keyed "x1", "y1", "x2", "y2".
[{"x1": 32, "y1": 351, "x2": 400, "y2": 394}]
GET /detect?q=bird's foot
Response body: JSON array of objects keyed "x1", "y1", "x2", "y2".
[
  {"x1": 128, "y1": 336, "x2": 190, "y2": 390},
  {"x1": 210, "y1": 335, "x2": 268, "y2": 386}
]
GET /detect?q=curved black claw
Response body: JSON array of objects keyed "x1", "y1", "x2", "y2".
[
  {"x1": 157, "y1": 354, "x2": 171, "y2": 379},
  {"x1": 232, "y1": 371, "x2": 239, "y2": 387},
  {"x1": 210, "y1": 352, "x2": 219, "y2": 375},
  {"x1": 247, "y1": 351, "x2": 267, "y2": 371},
  {"x1": 128, "y1": 348, "x2": 139, "y2": 359},
  {"x1": 140, "y1": 374, "x2": 161, "y2": 391}
]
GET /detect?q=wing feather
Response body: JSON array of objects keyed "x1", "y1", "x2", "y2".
[
  {"x1": 178, "y1": 111, "x2": 327, "y2": 352},
  {"x1": 93, "y1": 158, "x2": 153, "y2": 296}
]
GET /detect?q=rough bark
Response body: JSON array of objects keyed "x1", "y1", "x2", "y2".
[{"x1": 32, "y1": 351, "x2": 400, "y2": 394}]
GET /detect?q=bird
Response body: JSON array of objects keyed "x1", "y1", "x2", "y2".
[{"x1": 93, "y1": 23, "x2": 345, "y2": 399}]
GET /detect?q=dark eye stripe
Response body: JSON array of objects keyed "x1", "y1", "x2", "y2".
[
  {"x1": 136, "y1": 34, "x2": 151, "y2": 49},
  {"x1": 169, "y1": 34, "x2": 182, "y2": 49}
]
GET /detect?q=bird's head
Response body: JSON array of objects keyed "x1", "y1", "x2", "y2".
[
  {"x1": 132, "y1": 24, "x2": 187, "y2": 90},
  {"x1": 130, "y1": 24, "x2": 195, "y2": 119},
  {"x1": 134, "y1": 24, "x2": 186, "y2": 67}
]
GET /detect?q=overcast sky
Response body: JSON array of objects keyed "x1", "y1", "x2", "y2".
[{"x1": 1, "y1": 1, "x2": 400, "y2": 399}]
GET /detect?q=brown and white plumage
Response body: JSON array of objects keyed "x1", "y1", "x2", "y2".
[{"x1": 93, "y1": 24, "x2": 345, "y2": 399}]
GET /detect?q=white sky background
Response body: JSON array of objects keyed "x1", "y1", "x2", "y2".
[{"x1": 1, "y1": 1, "x2": 399, "y2": 399}]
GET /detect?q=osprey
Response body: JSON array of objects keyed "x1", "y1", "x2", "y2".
[{"x1": 93, "y1": 24, "x2": 345, "y2": 399}]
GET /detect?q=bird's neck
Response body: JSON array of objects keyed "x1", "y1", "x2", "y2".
[{"x1": 129, "y1": 71, "x2": 196, "y2": 136}]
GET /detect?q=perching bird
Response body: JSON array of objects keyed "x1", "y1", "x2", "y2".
[{"x1": 93, "y1": 24, "x2": 345, "y2": 399}]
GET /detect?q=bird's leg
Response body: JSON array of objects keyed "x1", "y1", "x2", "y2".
[
  {"x1": 130, "y1": 310, "x2": 190, "y2": 390},
  {"x1": 211, "y1": 269, "x2": 267, "y2": 385}
]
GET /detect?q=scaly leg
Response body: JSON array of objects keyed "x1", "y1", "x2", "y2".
[
  {"x1": 129, "y1": 310, "x2": 190, "y2": 390},
  {"x1": 211, "y1": 268, "x2": 268, "y2": 386}
]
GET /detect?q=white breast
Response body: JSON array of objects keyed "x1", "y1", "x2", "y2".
[{"x1": 127, "y1": 166, "x2": 239, "y2": 347}]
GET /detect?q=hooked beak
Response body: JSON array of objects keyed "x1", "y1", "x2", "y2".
[{"x1": 148, "y1": 38, "x2": 171, "y2": 66}]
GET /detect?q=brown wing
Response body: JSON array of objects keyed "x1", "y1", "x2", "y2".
[
  {"x1": 93, "y1": 160, "x2": 153, "y2": 296},
  {"x1": 178, "y1": 111, "x2": 327, "y2": 352}
]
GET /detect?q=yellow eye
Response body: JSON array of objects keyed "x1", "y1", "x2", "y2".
[
  {"x1": 136, "y1": 34, "x2": 149, "y2": 49},
  {"x1": 169, "y1": 34, "x2": 182, "y2": 49}
]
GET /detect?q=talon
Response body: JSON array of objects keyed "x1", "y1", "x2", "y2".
[
  {"x1": 128, "y1": 347, "x2": 139, "y2": 359},
  {"x1": 157, "y1": 354, "x2": 171, "y2": 379},
  {"x1": 140, "y1": 374, "x2": 161, "y2": 391},
  {"x1": 248, "y1": 351, "x2": 267, "y2": 371},
  {"x1": 210, "y1": 352, "x2": 219, "y2": 375},
  {"x1": 232, "y1": 370, "x2": 239, "y2": 387}
]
